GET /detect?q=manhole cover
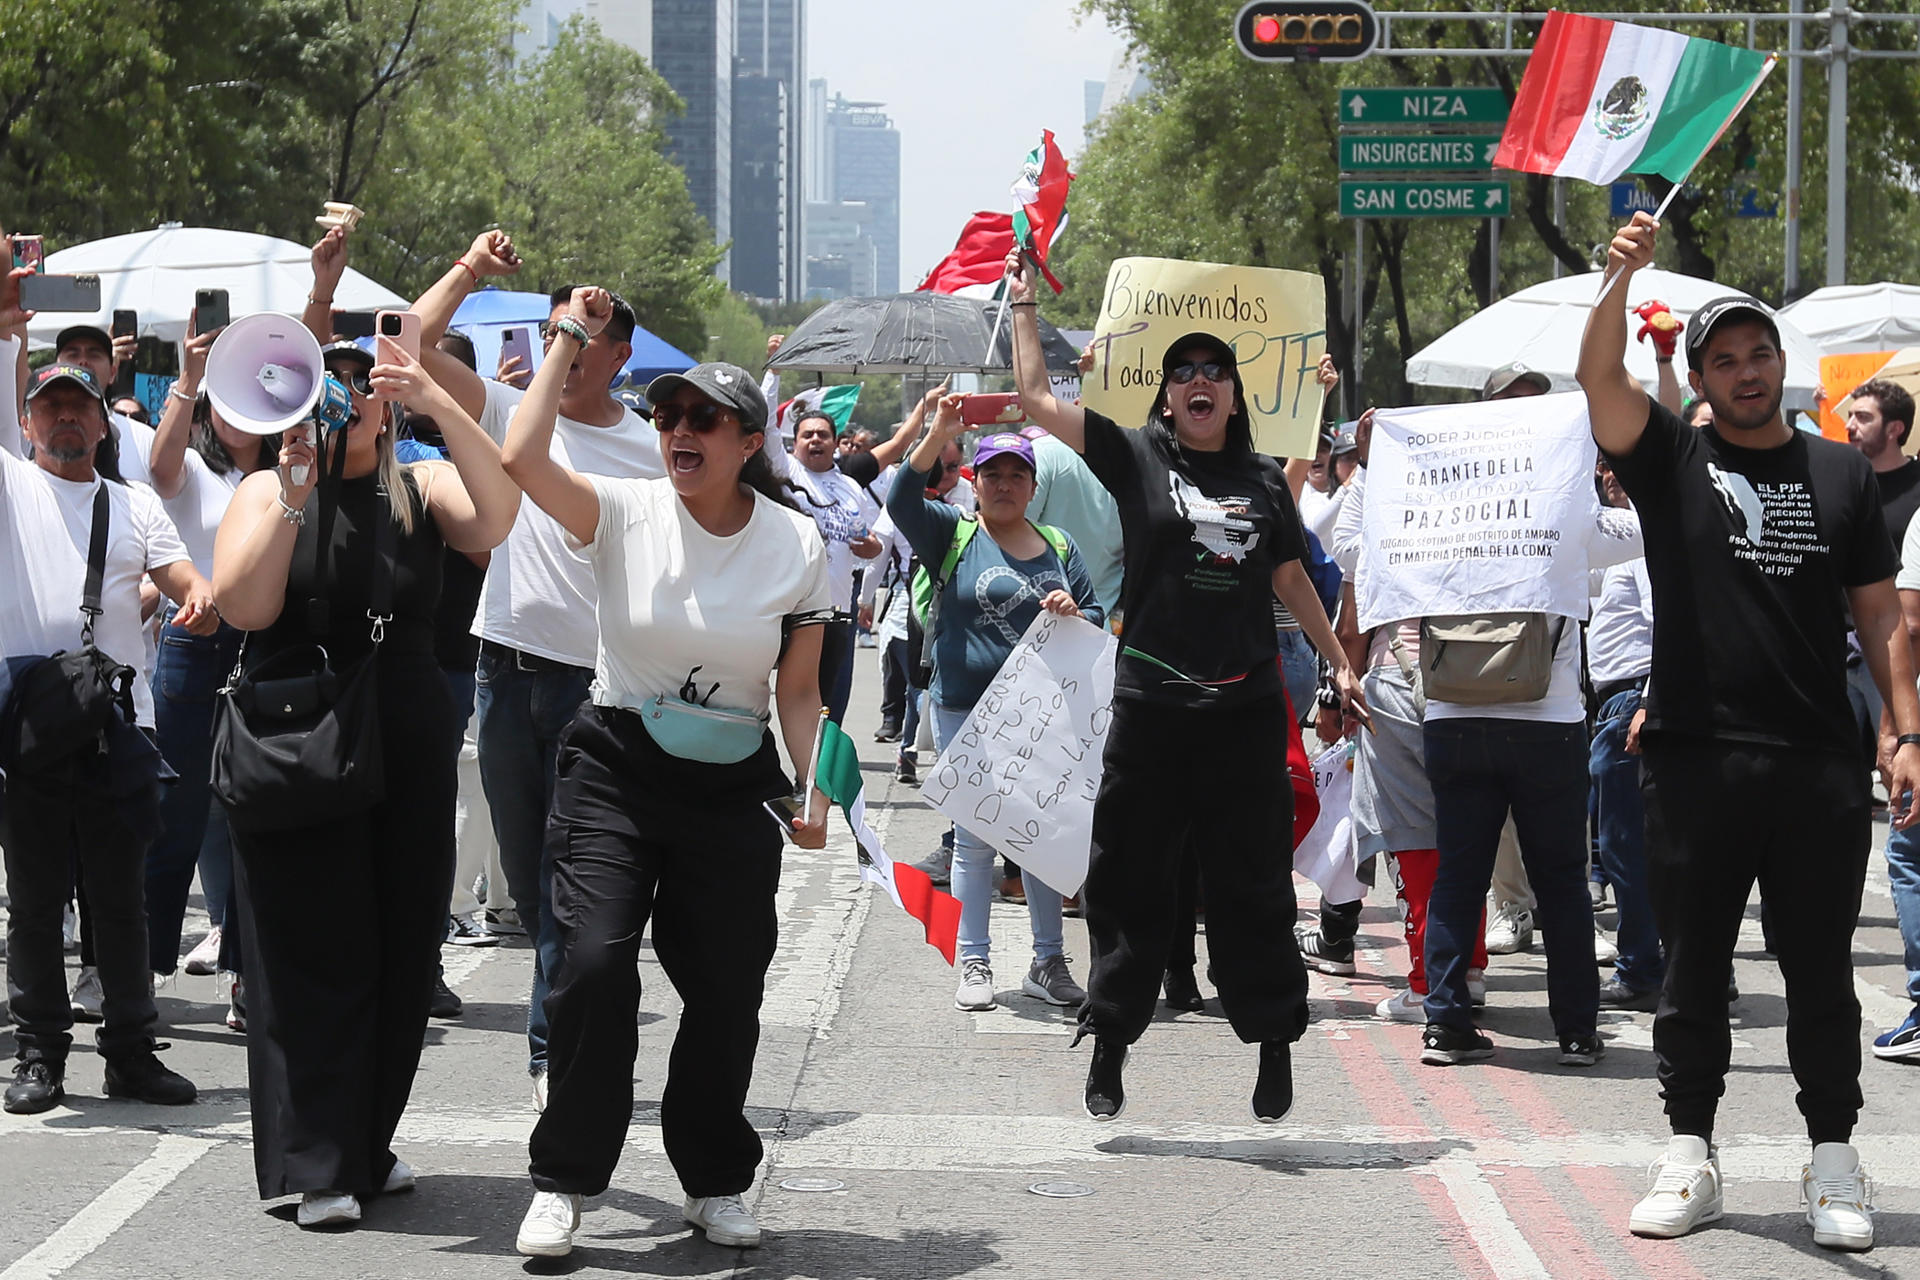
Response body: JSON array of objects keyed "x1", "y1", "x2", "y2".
[
  {"x1": 1027, "y1": 1180, "x2": 1095, "y2": 1198},
  {"x1": 778, "y1": 1176, "x2": 846, "y2": 1192}
]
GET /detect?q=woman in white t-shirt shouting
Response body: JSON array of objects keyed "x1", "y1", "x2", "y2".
[
  {"x1": 501, "y1": 287, "x2": 833, "y2": 1261},
  {"x1": 143, "y1": 314, "x2": 276, "y2": 985}
]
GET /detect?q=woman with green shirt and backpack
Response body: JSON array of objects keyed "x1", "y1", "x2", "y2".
[{"x1": 888, "y1": 396, "x2": 1106, "y2": 1013}]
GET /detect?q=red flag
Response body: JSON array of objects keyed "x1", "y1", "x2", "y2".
[{"x1": 918, "y1": 211, "x2": 1062, "y2": 295}]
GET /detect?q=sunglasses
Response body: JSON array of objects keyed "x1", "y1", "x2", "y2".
[
  {"x1": 653, "y1": 401, "x2": 735, "y2": 433},
  {"x1": 1167, "y1": 361, "x2": 1230, "y2": 385},
  {"x1": 329, "y1": 365, "x2": 375, "y2": 396},
  {"x1": 538, "y1": 320, "x2": 603, "y2": 344}
]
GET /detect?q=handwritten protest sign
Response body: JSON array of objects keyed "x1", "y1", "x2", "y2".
[
  {"x1": 1357, "y1": 391, "x2": 1599, "y2": 631},
  {"x1": 1819, "y1": 351, "x2": 1895, "y2": 445},
  {"x1": 921, "y1": 612, "x2": 1117, "y2": 899},
  {"x1": 1082, "y1": 257, "x2": 1327, "y2": 459}
]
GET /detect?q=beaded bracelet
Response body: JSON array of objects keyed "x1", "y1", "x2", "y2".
[{"x1": 551, "y1": 316, "x2": 591, "y2": 346}]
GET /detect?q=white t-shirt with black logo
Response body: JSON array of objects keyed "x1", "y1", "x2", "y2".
[
  {"x1": 0, "y1": 450, "x2": 189, "y2": 727},
  {"x1": 474, "y1": 380, "x2": 663, "y2": 666},
  {"x1": 578, "y1": 476, "x2": 832, "y2": 718}
]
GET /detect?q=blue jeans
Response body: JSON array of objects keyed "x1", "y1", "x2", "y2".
[
  {"x1": 145, "y1": 614, "x2": 242, "y2": 973},
  {"x1": 1423, "y1": 718, "x2": 1599, "y2": 1038},
  {"x1": 931, "y1": 702, "x2": 1063, "y2": 966},
  {"x1": 1590, "y1": 690, "x2": 1664, "y2": 991},
  {"x1": 475, "y1": 648, "x2": 591, "y2": 1073},
  {"x1": 1276, "y1": 628, "x2": 1317, "y2": 723}
]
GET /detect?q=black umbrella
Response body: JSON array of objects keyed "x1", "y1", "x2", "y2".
[{"x1": 767, "y1": 293, "x2": 1084, "y2": 376}]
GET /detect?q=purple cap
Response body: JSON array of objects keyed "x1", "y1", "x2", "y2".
[{"x1": 971, "y1": 431, "x2": 1036, "y2": 472}]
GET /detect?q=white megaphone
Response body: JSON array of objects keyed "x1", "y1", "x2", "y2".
[{"x1": 205, "y1": 312, "x2": 350, "y2": 487}]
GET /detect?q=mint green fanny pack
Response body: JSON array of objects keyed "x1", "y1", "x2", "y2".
[{"x1": 624, "y1": 693, "x2": 768, "y2": 764}]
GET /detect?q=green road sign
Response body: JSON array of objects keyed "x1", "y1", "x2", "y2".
[
  {"x1": 1340, "y1": 180, "x2": 1510, "y2": 218},
  {"x1": 1339, "y1": 134, "x2": 1501, "y2": 172},
  {"x1": 1338, "y1": 87, "x2": 1508, "y2": 126}
]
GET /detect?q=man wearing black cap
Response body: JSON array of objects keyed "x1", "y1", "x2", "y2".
[
  {"x1": 1, "y1": 362, "x2": 211, "y2": 1114},
  {"x1": 54, "y1": 323, "x2": 151, "y2": 487},
  {"x1": 1579, "y1": 212, "x2": 1920, "y2": 1251}
]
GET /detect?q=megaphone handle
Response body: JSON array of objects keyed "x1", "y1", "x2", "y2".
[{"x1": 289, "y1": 423, "x2": 310, "y2": 488}]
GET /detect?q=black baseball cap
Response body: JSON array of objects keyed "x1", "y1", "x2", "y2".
[
  {"x1": 1161, "y1": 331, "x2": 1237, "y2": 374},
  {"x1": 1685, "y1": 296, "x2": 1782, "y2": 369},
  {"x1": 321, "y1": 340, "x2": 375, "y2": 372},
  {"x1": 54, "y1": 324, "x2": 113, "y2": 355},
  {"x1": 26, "y1": 362, "x2": 107, "y2": 405},
  {"x1": 644, "y1": 362, "x2": 767, "y2": 432}
]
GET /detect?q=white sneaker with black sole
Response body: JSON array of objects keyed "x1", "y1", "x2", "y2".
[{"x1": 516, "y1": 1191, "x2": 580, "y2": 1257}]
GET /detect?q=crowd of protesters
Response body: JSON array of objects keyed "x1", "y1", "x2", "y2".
[{"x1": 1, "y1": 208, "x2": 1916, "y2": 1259}]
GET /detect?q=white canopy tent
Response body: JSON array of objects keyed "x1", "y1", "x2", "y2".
[
  {"x1": 25, "y1": 224, "x2": 405, "y2": 348},
  {"x1": 1406, "y1": 267, "x2": 1824, "y2": 411},
  {"x1": 1779, "y1": 282, "x2": 1920, "y2": 355}
]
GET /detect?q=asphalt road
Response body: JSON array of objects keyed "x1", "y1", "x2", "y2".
[{"x1": 2, "y1": 671, "x2": 1917, "y2": 1279}]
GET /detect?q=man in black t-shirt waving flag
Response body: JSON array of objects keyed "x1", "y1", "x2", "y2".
[{"x1": 1578, "y1": 211, "x2": 1920, "y2": 1254}]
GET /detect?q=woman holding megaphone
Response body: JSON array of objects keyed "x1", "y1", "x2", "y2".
[{"x1": 211, "y1": 332, "x2": 521, "y2": 1229}]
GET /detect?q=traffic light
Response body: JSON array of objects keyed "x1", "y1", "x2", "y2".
[{"x1": 1234, "y1": 1, "x2": 1378, "y2": 63}]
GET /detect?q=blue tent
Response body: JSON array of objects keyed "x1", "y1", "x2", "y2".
[{"x1": 449, "y1": 287, "x2": 696, "y2": 389}]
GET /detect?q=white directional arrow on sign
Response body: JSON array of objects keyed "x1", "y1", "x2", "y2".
[
  {"x1": 1482, "y1": 140, "x2": 1500, "y2": 164},
  {"x1": 1349, "y1": 97, "x2": 1367, "y2": 118},
  {"x1": 1484, "y1": 189, "x2": 1503, "y2": 209}
]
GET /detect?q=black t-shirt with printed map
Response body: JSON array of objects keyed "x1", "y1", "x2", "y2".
[
  {"x1": 1080, "y1": 408, "x2": 1307, "y2": 707},
  {"x1": 1604, "y1": 398, "x2": 1895, "y2": 756}
]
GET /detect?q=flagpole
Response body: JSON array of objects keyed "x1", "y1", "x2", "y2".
[
  {"x1": 1592, "y1": 53, "x2": 1780, "y2": 310},
  {"x1": 802, "y1": 706, "x2": 829, "y2": 827},
  {"x1": 985, "y1": 265, "x2": 1015, "y2": 368}
]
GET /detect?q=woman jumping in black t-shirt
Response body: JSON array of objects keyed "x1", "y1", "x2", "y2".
[{"x1": 1006, "y1": 251, "x2": 1367, "y2": 1124}]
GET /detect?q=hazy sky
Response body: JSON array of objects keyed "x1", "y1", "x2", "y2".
[{"x1": 807, "y1": 0, "x2": 1128, "y2": 290}]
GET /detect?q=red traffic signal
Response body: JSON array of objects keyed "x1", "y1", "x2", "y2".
[{"x1": 1235, "y1": 1, "x2": 1377, "y2": 63}]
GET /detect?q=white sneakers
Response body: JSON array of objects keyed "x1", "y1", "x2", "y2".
[
  {"x1": 513, "y1": 1191, "x2": 763, "y2": 1257},
  {"x1": 1593, "y1": 924, "x2": 1618, "y2": 967},
  {"x1": 1629, "y1": 1135, "x2": 1723, "y2": 1238},
  {"x1": 954, "y1": 958, "x2": 995, "y2": 1011},
  {"x1": 296, "y1": 1191, "x2": 361, "y2": 1228},
  {"x1": 183, "y1": 926, "x2": 224, "y2": 975},
  {"x1": 515, "y1": 1191, "x2": 581, "y2": 1257},
  {"x1": 382, "y1": 1159, "x2": 416, "y2": 1194},
  {"x1": 1629, "y1": 1135, "x2": 1875, "y2": 1251},
  {"x1": 532, "y1": 1069, "x2": 549, "y2": 1113},
  {"x1": 1484, "y1": 903, "x2": 1534, "y2": 955},
  {"x1": 1376, "y1": 989, "x2": 1425, "y2": 1023},
  {"x1": 1803, "y1": 1142, "x2": 1874, "y2": 1251},
  {"x1": 684, "y1": 1194, "x2": 762, "y2": 1247}
]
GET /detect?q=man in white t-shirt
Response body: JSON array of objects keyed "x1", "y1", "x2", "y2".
[
  {"x1": 1, "y1": 362, "x2": 213, "y2": 1115},
  {"x1": 414, "y1": 230, "x2": 662, "y2": 1096},
  {"x1": 52, "y1": 324, "x2": 154, "y2": 487}
]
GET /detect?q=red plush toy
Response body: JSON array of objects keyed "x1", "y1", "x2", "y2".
[{"x1": 1633, "y1": 298, "x2": 1684, "y2": 359}]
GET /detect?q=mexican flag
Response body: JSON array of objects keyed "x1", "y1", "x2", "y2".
[
  {"x1": 815, "y1": 719, "x2": 963, "y2": 964},
  {"x1": 1011, "y1": 130, "x2": 1072, "y2": 282},
  {"x1": 776, "y1": 383, "x2": 862, "y2": 438},
  {"x1": 919, "y1": 212, "x2": 1017, "y2": 297},
  {"x1": 1495, "y1": 11, "x2": 1776, "y2": 186}
]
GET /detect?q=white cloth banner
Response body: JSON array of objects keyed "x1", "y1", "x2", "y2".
[
  {"x1": 920, "y1": 612, "x2": 1117, "y2": 899},
  {"x1": 1294, "y1": 746, "x2": 1366, "y2": 904},
  {"x1": 1357, "y1": 391, "x2": 1598, "y2": 631}
]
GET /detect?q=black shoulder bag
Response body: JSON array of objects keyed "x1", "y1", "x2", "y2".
[
  {"x1": 2, "y1": 485, "x2": 138, "y2": 771},
  {"x1": 211, "y1": 455, "x2": 396, "y2": 834}
]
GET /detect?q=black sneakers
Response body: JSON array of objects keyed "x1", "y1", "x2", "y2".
[
  {"x1": 1420, "y1": 1023, "x2": 1495, "y2": 1066},
  {"x1": 1252, "y1": 1041, "x2": 1293, "y2": 1124},
  {"x1": 103, "y1": 1049, "x2": 197, "y2": 1106},
  {"x1": 1293, "y1": 926, "x2": 1357, "y2": 977},
  {"x1": 430, "y1": 975, "x2": 463, "y2": 1019},
  {"x1": 1558, "y1": 1034, "x2": 1606, "y2": 1067},
  {"x1": 1084, "y1": 1038, "x2": 1127, "y2": 1121},
  {"x1": 1163, "y1": 967, "x2": 1205, "y2": 1013},
  {"x1": 4, "y1": 1060, "x2": 65, "y2": 1114}
]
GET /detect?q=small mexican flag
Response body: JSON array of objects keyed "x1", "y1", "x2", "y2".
[
  {"x1": 1011, "y1": 130, "x2": 1072, "y2": 286},
  {"x1": 1495, "y1": 11, "x2": 1776, "y2": 186},
  {"x1": 777, "y1": 383, "x2": 862, "y2": 438},
  {"x1": 815, "y1": 719, "x2": 962, "y2": 964}
]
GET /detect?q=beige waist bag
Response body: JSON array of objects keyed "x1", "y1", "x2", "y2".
[{"x1": 1418, "y1": 613, "x2": 1566, "y2": 705}]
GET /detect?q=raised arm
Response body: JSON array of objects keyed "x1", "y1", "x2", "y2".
[
  {"x1": 869, "y1": 382, "x2": 946, "y2": 472},
  {"x1": 149, "y1": 320, "x2": 214, "y2": 500},
  {"x1": 414, "y1": 229, "x2": 525, "y2": 424},
  {"x1": 888, "y1": 394, "x2": 967, "y2": 561},
  {"x1": 303, "y1": 227, "x2": 351, "y2": 347},
  {"x1": 1007, "y1": 250, "x2": 1084, "y2": 450},
  {"x1": 369, "y1": 334, "x2": 520, "y2": 552},
  {"x1": 1577, "y1": 213, "x2": 1657, "y2": 457},
  {"x1": 501, "y1": 287, "x2": 604, "y2": 545}
]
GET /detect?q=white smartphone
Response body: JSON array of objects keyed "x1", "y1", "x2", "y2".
[{"x1": 500, "y1": 326, "x2": 534, "y2": 375}]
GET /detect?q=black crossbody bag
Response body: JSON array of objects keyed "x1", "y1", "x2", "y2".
[
  {"x1": 211, "y1": 448, "x2": 395, "y2": 834},
  {"x1": 2, "y1": 485, "x2": 139, "y2": 771}
]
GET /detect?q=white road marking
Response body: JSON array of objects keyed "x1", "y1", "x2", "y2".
[
  {"x1": 0, "y1": 1135, "x2": 213, "y2": 1280},
  {"x1": 440, "y1": 944, "x2": 491, "y2": 988},
  {"x1": 1428, "y1": 1160, "x2": 1550, "y2": 1280}
]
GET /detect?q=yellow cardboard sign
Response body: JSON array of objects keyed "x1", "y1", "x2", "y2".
[
  {"x1": 1817, "y1": 351, "x2": 1894, "y2": 445},
  {"x1": 1082, "y1": 257, "x2": 1327, "y2": 459}
]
